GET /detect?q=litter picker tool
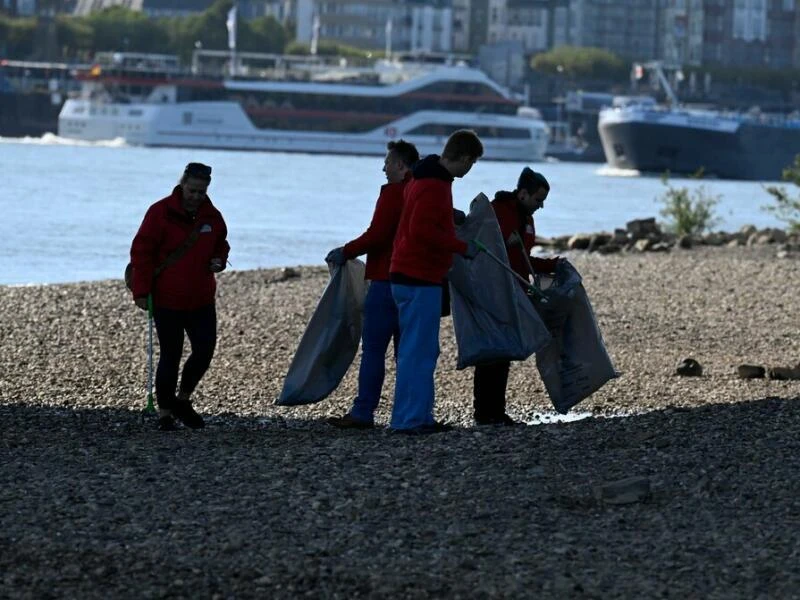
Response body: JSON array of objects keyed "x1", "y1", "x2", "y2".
[
  {"x1": 473, "y1": 240, "x2": 548, "y2": 303},
  {"x1": 141, "y1": 293, "x2": 157, "y2": 422}
]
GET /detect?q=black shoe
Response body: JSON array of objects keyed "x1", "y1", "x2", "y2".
[
  {"x1": 327, "y1": 413, "x2": 374, "y2": 430},
  {"x1": 158, "y1": 415, "x2": 178, "y2": 431},
  {"x1": 172, "y1": 400, "x2": 205, "y2": 429},
  {"x1": 393, "y1": 421, "x2": 453, "y2": 435},
  {"x1": 475, "y1": 414, "x2": 518, "y2": 426}
]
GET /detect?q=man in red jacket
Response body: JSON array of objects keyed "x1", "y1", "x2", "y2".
[
  {"x1": 324, "y1": 140, "x2": 420, "y2": 429},
  {"x1": 130, "y1": 162, "x2": 230, "y2": 431},
  {"x1": 389, "y1": 130, "x2": 484, "y2": 434},
  {"x1": 474, "y1": 167, "x2": 558, "y2": 426}
]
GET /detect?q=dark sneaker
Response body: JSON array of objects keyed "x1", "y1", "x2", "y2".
[
  {"x1": 327, "y1": 413, "x2": 374, "y2": 430},
  {"x1": 393, "y1": 421, "x2": 453, "y2": 435},
  {"x1": 172, "y1": 400, "x2": 205, "y2": 429},
  {"x1": 475, "y1": 414, "x2": 519, "y2": 426},
  {"x1": 158, "y1": 415, "x2": 178, "y2": 431}
]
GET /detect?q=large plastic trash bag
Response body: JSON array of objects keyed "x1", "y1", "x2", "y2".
[
  {"x1": 533, "y1": 260, "x2": 618, "y2": 414},
  {"x1": 276, "y1": 260, "x2": 367, "y2": 406},
  {"x1": 448, "y1": 193, "x2": 551, "y2": 369}
]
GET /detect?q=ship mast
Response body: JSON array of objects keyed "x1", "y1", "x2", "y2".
[{"x1": 633, "y1": 61, "x2": 680, "y2": 107}]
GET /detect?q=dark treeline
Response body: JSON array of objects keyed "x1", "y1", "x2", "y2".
[{"x1": 0, "y1": 0, "x2": 288, "y2": 62}]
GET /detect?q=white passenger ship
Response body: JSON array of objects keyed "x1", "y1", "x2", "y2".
[{"x1": 58, "y1": 51, "x2": 549, "y2": 161}]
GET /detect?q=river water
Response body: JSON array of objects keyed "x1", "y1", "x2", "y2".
[{"x1": 0, "y1": 134, "x2": 787, "y2": 285}]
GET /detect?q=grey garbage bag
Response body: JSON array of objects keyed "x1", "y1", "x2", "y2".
[
  {"x1": 276, "y1": 260, "x2": 367, "y2": 406},
  {"x1": 449, "y1": 193, "x2": 551, "y2": 369},
  {"x1": 533, "y1": 260, "x2": 618, "y2": 414}
]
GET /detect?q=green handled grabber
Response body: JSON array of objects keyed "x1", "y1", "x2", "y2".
[
  {"x1": 472, "y1": 240, "x2": 548, "y2": 303},
  {"x1": 141, "y1": 293, "x2": 157, "y2": 421}
]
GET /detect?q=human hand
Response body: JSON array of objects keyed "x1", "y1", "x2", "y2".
[
  {"x1": 325, "y1": 247, "x2": 347, "y2": 266},
  {"x1": 209, "y1": 258, "x2": 225, "y2": 273},
  {"x1": 134, "y1": 297, "x2": 148, "y2": 311},
  {"x1": 462, "y1": 240, "x2": 481, "y2": 260}
]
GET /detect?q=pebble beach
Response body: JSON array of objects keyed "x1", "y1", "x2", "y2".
[{"x1": 2, "y1": 245, "x2": 799, "y2": 598}]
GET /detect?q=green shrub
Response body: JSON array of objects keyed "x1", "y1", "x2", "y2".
[
  {"x1": 763, "y1": 155, "x2": 800, "y2": 233},
  {"x1": 657, "y1": 173, "x2": 720, "y2": 235}
]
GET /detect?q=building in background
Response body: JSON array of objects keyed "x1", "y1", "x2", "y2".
[
  {"x1": 475, "y1": 0, "x2": 798, "y2": 69},
  {"x1": 73, "y1": 0, "x2": 214, "y2": 17},
  {"x1": 451, "y1": 0, "x2": 470, "y2": 51},
  {"x1": 10, "y1": 0, "x2": 796, "y2": 73},
  {"x1": 296, "y1": 0, "x2": 453, "y2": 53},
  {"x1": 659, "y1": 0, "x2": 703, "y2": 66},
  {"x1": 478, "y1": 39, "x2": 524, "y2": 87},
  {"x1": 238, "y1": 0, "x2": 292, "y2": 20}
]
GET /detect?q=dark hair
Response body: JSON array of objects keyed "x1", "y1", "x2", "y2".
[
  {"x1": 182, "y1": 162, "x2": 212, "y2": 183},
  {"x1": 517, "y1": 167, "x2": 549, "y2": 193},
  {"x1": 387, "y1": 139, "x2": 420, "y2": 168},
  {"x1": 442, "y1": 129, "x2": 484, "y2": 161}
]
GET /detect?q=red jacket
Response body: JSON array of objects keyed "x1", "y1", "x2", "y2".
[
  {"x1": 492, "y1": 191, "x2": 557, "y2": 279},
  {"x1": 130, "y1": 186, "x2": 230, "y2": 310},
  {"x1": 342, "y1": 175, "x2": 409, "y2": 281},
  {"x1": 390, "y1": 155, "x2": 468, "y2": 284}
]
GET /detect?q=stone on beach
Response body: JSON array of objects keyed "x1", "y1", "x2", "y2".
[{"x1": 1, "y1": 245, "x2": 799, "y2": 598}]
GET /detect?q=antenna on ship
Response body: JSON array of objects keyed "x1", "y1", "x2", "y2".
[
  {"x1": 385, "y1": 17, "x2": 393, "y2": 60},
  {"x1": 226, "y1": 3, "x2": 237, "y2": 76},
  {"x1": 310, "y1": 14, "x2": 320, "y2": 56}
]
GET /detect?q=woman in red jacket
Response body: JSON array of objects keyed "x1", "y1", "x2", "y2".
[
  {"x1": 130, "y1": 162, "x2": 230, "y2": 431},
  {"x1": 474, "y1": 167, "x2": 558, "y2": 426}
]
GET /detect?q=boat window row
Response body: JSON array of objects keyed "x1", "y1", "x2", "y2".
[
  {"x1": 405, "y1": 123, "x2": 533, "y2": 139},
  {"x1": 217, "y1": 90, "x2": 517, "y2": 125}
]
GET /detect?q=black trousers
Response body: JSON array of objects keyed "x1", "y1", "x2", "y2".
[
  {"x1": 473, "y1": 361, "x2": 511, "y2": 421},
  {"x1": 153, "y1": 304, "x2": 217, "y2": 410}
]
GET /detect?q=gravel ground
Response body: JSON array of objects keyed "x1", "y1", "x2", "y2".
[{"x1": 1, "y1": 246, "x2": 799, "y2": 599}]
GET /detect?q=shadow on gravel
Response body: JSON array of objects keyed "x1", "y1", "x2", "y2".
[{"x1": 1, "y1": 396, "x2": 799, "y2": 599}]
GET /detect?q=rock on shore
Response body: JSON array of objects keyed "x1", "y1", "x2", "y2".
[{"x1": 1, "y1": 246, "x2": 799, "y2": 598}]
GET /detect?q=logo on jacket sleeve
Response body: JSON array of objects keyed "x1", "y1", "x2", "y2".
[{"x1": 200, "y1": 224, "x2": 213, "y2": 233}]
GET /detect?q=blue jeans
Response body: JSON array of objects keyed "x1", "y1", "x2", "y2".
[
  {"x1": 350, "y1": 281, "x2": 399, "y2": 423},
  {"x1": 390, "y1": 283, "x2": 442, "y2": 430}
]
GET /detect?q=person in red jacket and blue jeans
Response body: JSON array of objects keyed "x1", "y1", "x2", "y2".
[
  {"x1": 130, "y1": 162, "x2": 230, "y2": 431},
  {"x1": 324, "y1": 140, "x2": 421, "y2": 429},
  {"x1": 389, "y1": 130, "x2": 484, "y2": 434},
  {"x1": 474, "y1": 167, "x2": 559, "y2": 426}
]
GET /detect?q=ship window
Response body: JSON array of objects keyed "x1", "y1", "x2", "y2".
[
  {"x1": 183, "y1": 112, "x2": 193, "y2": 125},
  {"x1": 406, "y1": 123, "x2": 531, "y2": 139},
  {"x1": 129, "y1": 109, "x2": 143, "y2": 116}
]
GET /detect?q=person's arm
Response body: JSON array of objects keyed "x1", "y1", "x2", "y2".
[
  {"x1": 210, "y1": 212, "x2": 230, "y2": 272},
  {"x1": 343, "y1": 187, "x2": 402, "y2": 258},
  {"x1": 406, "y1": 184, "x2": 468, "y2": 255},
  {"x1": 129, "y1": 205, "x2": 162, "y2": 299}
]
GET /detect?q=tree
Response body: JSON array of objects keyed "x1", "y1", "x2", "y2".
[
  {"x1": 657, "y1": 172, "x2": 720, "y2": 236},
  {"x1": 55, "y1": 15, "x2": 95, "y2": 59},
  {"x1": 240, "y1": 16, "x2": 287, "y2": 54},
  {"x1": 763, "y1": 155, "x2": 800, "y2": 233},
  {"x1": 87, "y1": 6, "x2": 170, "y2": 54},
  {"x1": 0, "y1": 15, "x2": 36, "y2": 57},
  {"x1": 530, "y1": 46, "x2": 627, "y2": 80},
  {"x1": 284, "y1": 40, "x2": 379, "y2": 59}
]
